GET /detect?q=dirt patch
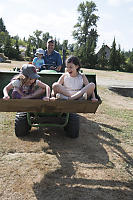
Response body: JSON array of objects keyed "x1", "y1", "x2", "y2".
[
  {"x1": 98, "y1": 86, "x2": 133, "y2": 110},
  {"x1": 0, "y1": 62, "x2": 133, "y2": 200},
  {"x1": 0, "y1": 109, "x2": 133, "y2": 200},
  {"x1": 0, "y1": 60, "x2": 29, "y2": 71}
]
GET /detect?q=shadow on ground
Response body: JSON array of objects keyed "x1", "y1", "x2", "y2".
[
  {"x1": 109, "y1": 86, "x2": 133, "y2": 98},
  {"x1": 22, "y1": 115, "x2": 133, "y2": 200}
]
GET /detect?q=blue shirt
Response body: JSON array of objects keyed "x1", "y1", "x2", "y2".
[
  {"x1": 32, "y1": 57, "x2": 45, "y2": 69},
  {"x1": 44, "y1": 50, "x2": 62, "y2": 67}
]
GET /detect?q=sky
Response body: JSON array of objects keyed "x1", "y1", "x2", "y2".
[{"x1": 0, "y1": 0, "x2": 133, "y2": 51}]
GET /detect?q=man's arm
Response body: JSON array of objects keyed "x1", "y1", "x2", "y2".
[{"x1": 56, "y1": 65, "x2": 62, "y2": 71}]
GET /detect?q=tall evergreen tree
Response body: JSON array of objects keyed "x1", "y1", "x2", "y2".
[
  {"x1": 129, "y1": 52, "x2": 133, "y2": 65},
  {"x1": 0, "y1": 18, "x2": 7, "y2": 32},
  {"x1": 29, "y1": 30, "x2": 42, "y2": 49},
  {"x1": 73, "y1": 1, "x2": 99, "y2": 67},
  {"x1": 13, "y1": 35, "x2": 20, "y2": 58},
  {"x1": 116, "y1": 45, "x2": 125, "y2": 71},
  {"x1": 97, "y1": 43, "x2": 108, "y2": 69},
  {"x1": 0, "y1": 18, "x2": 9, "y2": 53},
  {"x1": 109, "y1": 37, "x2": 117, "y2": 70},
  {"x1": 25, "y1": 39, "x2": 31, "y2": 57},
  {"x1": 0, "y1": 32, "x2": 7, "y2": 52},
  {"x1": 62, "y1": 40, "x2": 68, "y2": 51},
  {"x1": 4, "y1": 35, "x2": 13, "y2": 59},
  {"x1": 42, "y1": 32, "x2": 51, "y2": 48}
]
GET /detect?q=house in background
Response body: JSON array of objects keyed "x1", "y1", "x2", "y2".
[{"x1": 97, "y1": 44, "x2": 111, "y2": 60}]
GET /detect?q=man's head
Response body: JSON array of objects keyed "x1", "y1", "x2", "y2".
[{"x1": 47, "y1": 38, "x2": 55, "y2": 54}]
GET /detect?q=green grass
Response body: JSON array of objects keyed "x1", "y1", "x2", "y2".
[
  {"x1": 0, "y1": 112, "x2": 15, "y2": 133},
  {"x1": 101, "y1": 105, "x2": 133, "y2": 145}
]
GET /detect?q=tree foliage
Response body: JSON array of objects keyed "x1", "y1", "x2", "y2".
[
  {"x1": 0, "y1": 13, "x2": 133, "y2": 72},
  {"x1": 0, "y1": 18, "x2": 7, "y2": 33},
  {"x1": 97, "y1": 43, "x2": 109, "y2": 69},
  {"x1": 109, "y1": 37, "x2": 118, "y2": 70},
  {"x1": 73, "y1": 1, "x2": 99, "y2": 67},
  {"x1": 109, "y1": 38, "x2": 126, "y2": 71}
]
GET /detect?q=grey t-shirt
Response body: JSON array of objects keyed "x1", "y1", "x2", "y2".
[{"x1": 11, "y1": 79, "x2": 39, "y2": 94}]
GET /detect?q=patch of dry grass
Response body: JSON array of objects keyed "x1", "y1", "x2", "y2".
[
  {"x1": 0, "y1": 60, "x2": 29, "y2": 71},
  {"x1": 0, "y1": 64, "x2": 133, "y2": 200}
]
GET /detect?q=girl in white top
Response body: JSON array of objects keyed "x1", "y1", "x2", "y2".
[
  {"x1": 3, "y1": 64, "x2": 50, "y2": 101},
  {"x1": 51, "y1": 56, "x2": 98, "y2": 101}
]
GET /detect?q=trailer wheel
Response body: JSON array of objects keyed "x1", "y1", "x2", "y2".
[
  {"x1": 15, "y1": 112, "x2": 31, "y2": 137},
  {"x1": 64, "y1": 113, "x2": 79, "y2": 138}
]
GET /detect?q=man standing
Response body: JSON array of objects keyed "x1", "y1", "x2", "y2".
[{"x1": 44, "y1": 39, "x2": 62, "y2": 72}]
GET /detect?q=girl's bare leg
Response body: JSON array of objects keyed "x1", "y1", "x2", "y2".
[
  {"x1": 91, "y1": 91, "x2": 98, "y2": 102},
  {"x1": 69, "y1": 82, "x2": 96, "y2": 100},
  {"x1": 52, "y1": 83, "x2": 71, "y2": 97},
  {"x1": 51, "y1": 82, "x2": 98, "y2": 101}
]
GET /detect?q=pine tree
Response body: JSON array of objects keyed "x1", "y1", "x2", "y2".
[
  {"x1": 4, "y1": 35, "x2": 13, "y2": 59},
  {"x1": 25, "y1": 39, "x2": 31, "y2": 57},
  {"x1": 109, "y1": 37, "x2": 117, "y2": 70},
  {"x1": 98, "y1": 43, "x2": 108, "y2": 69},
  {"x1": 0, "y1": 18, "x2": 7, "y2": 32}
]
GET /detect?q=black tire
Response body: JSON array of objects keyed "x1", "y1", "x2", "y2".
[
  {"x1": 15, "y1": 112, "x2": 31, "y2": 137},
  {"x1": 64, "y1": 113, "x2": 79, "y2": 138}
]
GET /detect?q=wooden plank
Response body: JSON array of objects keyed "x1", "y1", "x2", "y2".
[{"x1": 0, "y1": 99, "x2": 102, "y2": 113}]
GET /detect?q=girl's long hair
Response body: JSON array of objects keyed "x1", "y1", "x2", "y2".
[
  {"x1": 11, "y1": 73, "x2": 36, "y2": 89},
  {"x1": 66, "y1": 55, "x2": 81, "y2": 71}
]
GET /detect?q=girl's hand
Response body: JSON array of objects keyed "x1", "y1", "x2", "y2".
[
  {"x1": 42, "y1": 97, "x2": 50, "y2": 101},
  {"x1": 3, "y1": 95, "x2": 10, "y2": 100}
]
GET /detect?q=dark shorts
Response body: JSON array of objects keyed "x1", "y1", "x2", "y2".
[
  {"x1": 12, "y1": 91, "x2": 44, "y2": 99},
  {"x1": 12, "y1": 91, "x2": 22, "y2": 99}
]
